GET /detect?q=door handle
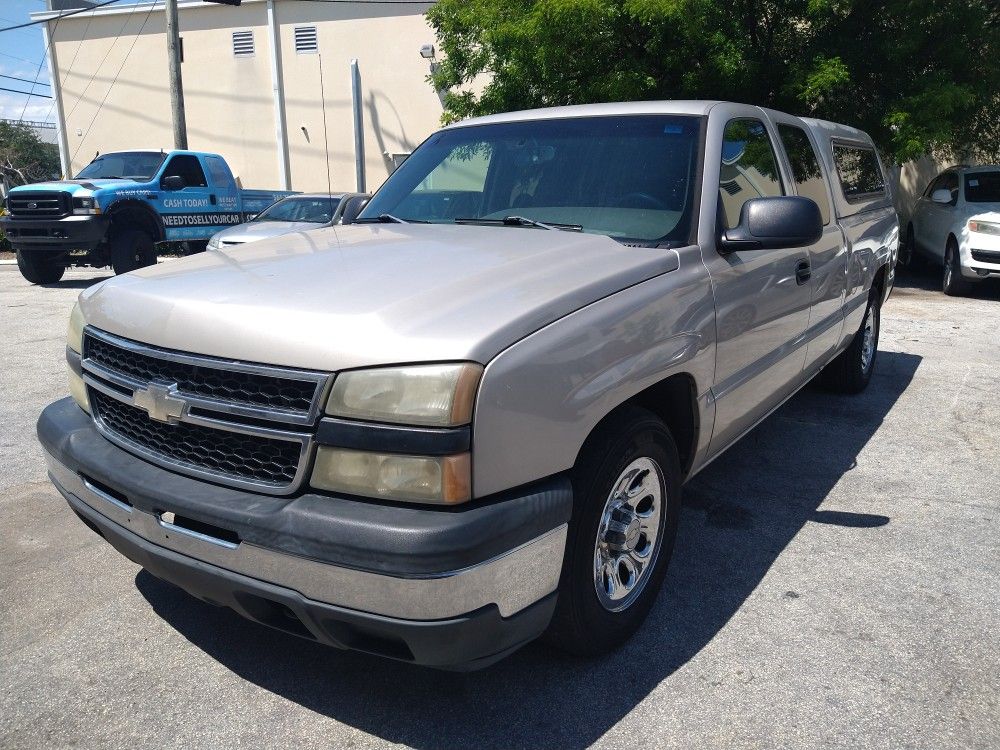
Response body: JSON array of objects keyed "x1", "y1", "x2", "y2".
[{"x1": 795, "y1": 259, "x2": 811, "y2": 285}]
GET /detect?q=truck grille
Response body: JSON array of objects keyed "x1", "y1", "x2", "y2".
[
  {"x1": 91, "y1": 390, "x2": 302, "y2": 486},
  {"x1": 81, "y1": 327, "x2": 332, "y2": 494},
  {"x1": 7, "y1": 191, "x2": 70, "y2": 218},
  {"x1": 85, "y1": 333, "x2": 319, "y2": 414}
]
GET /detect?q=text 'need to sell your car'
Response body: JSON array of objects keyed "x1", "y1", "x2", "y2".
[
  {"x1": 1, "y1": 150, "x2": 295, "y2": 283},
  {"x1": 39, "y1": 101, "x2": 898, "y2": 670}
]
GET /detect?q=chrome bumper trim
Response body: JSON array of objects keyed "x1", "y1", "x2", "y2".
[{"x1": 47, "y1": 451, "x2": 566, "y2": 620}]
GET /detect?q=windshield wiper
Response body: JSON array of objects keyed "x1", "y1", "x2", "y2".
[
  {"x1": 355, "y1": 213, "x2": 410, "y2": 224},
  {"x1": 454, "y1": 215, "x2": 582, "y2": 232}
]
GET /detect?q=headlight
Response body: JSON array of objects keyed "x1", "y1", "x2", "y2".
[
  {"x1": 72, "y1": 197, "x2": 100, "y2": 215},
  {"x1": 326, "y1": 363, "x2": 483, "y2": 427},
  {"x1": 67, "y1": 301, "x2": 86, "y2": 354},
  {"x1": 67, "y1": 302, "x2": 90, "y2": 413},
  {"x1": 969, "y1": 220, "x2": 1000, "y2": 236},
  {"x1": 312, "y1": 448, "x2": 471, "y2": 504}
]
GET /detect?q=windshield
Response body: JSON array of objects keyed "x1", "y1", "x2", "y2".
[
  {"x1": 965, "y1": 171, "x2": 1000, "y2": 203},
  {"x1": 75, "y1": 151, "x2": 165, "y2": 180},
  {"x1": 254, "y1": 196, "x2": 340, "y2": 223},
  {"x1": 359, "y1": 115, "x2": 703, "y2": 244}
]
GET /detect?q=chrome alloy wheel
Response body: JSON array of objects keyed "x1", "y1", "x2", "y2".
[
  {"x1": 860, "y1": 303, "x2": 877, "y2": 373},
  {"x1": 593, "y1": 457, "x2": 666, "y2": 612}
]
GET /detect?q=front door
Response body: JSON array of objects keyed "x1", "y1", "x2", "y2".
[
  {"x1": 707, "y1": 115, "x2": 813, "y2": 454},
  {"x1": 156, "y1": 154, "x2": 232, "y2": 241}
]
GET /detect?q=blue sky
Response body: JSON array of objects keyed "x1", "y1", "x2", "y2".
[{"x1": 0, "y1": 0, "x2": 145, "y2": 122}]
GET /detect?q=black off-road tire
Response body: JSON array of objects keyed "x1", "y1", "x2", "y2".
[
  {"x1": 824, "y1": 287, "x2": 881, "y2": 394},
  {"x1": 942, "y1": 238, "x2": 973, "y2": 297},
  {"x1": 544, "y1": 405, "x2": 681, "y2": 656},
  {"x1": 16, "y1": 249, "x2": 65, "y2": 284},
  {"x1": 110, "y1": 228, "x2": 156, "y2": 275}
]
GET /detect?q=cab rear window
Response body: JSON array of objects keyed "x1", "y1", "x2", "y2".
[{"x1": 832, "y1": 144, "x2": 885, "y2": 202}]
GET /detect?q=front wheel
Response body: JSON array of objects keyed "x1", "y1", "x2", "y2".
[
  {"x1": 824, "y1": 287, "x2": 880, "y2": 394},
  {"x1": 110, "y1": 228, "x2": 156, "y2": 275},
  {"x1": 545, "y1": 405, "x2": 681, "y2": 656},
  {"x1": 16, "y1": 249, "x2": 65, "y2": 284},
  {"x1": 942, "y1": 239, "x2": 973, "y2": 297}
]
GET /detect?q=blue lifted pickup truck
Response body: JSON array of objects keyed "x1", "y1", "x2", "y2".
[{"x1": 1, "y1": 150, "x2": 294, "y2": 284}]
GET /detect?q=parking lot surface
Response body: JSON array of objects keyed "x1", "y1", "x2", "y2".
[{"x1": 1, "y1": 263, "x2": 997, "y2": 750}]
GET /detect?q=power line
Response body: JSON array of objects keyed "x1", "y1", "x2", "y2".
[
  {"x1": 43, "y1": 2, "x2": 99, "y2": 123},
  {"x1": 0, "y1": 73, "x2": 50, "y2": 87},
  {"x1": 71, "y1": 1, "x2": 156, "y2": 162},
  {"x1": 0, "y1": 50, "x2": 42, "y2": 65},
  {"x1": 0, "y1": 85, "x2": 52, "y2": 99},
  {"x1": 63, "y1": 1, "x2": 145, "y2": 124},
  {"x1": 0, "y1": 0, "x2": 119, "y2": 33},
  {"x1": 17, "y1": 11, "x2": 60, "y2": 121}
]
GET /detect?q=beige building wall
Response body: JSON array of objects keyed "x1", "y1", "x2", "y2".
[{"x1": 45, "y1": 0, "x2": 442, "y2": 193}]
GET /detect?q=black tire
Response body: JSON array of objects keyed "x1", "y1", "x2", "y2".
[
  {"x1": 898, "y1": 224, "x2": 925, "y2": 271},
  {"x1": 824, "y1": 286, "x2": 881, "y2": 394},
  {"x1": 110, "y1": 228, "x2": 156, "y2": 275},
  {"x1": 942, "y1": 238, "x2": 973, "y2": 297},
  {"x1": 545, "y1": 405, "x2": 681, "y2": 656},
  {"x1": 16, "y1": 249, "x2": 65, "y2": 284}
]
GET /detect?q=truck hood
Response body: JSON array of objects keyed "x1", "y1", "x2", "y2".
[
  {"x1": 11, "y1": 178, "x2": 138, "y2": 195},
  {"x1": 79, "y1": 224, "x2": 680, "y2": 371},
  {"x1": 213, "y1": 221, "x2": 326, "y2": 244}
]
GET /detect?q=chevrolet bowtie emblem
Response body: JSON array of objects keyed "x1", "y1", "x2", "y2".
[{"x1": 132, "y1": 382, "x2": 187, "y2": 424}]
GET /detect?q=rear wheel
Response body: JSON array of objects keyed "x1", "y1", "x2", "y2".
[
  {"x1": 110, "y1": 228, "x2": 156, "y2": 275},
  {"x1": 942, "y1": 239, "x2": 973, "y2": 297},
  {"x1": 824, "y1": 286, "x2": 880, "y2": 394},
  {"x1": 16, "y1": 249, "x2": 65, "y2": 284},
  {"x1": 899, "y1": 224, "x2": 925, "y2": 271},
  {"x1": 545, "y1": 405, "x2": 681, "y2": 656}
]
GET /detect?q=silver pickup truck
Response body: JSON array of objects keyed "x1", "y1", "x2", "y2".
[{"x1": 39, "y1": 101, "x2": 897, "y2": 670}]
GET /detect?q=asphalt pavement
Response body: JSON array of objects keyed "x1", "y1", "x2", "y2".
[{"x1": 1, "y1": 262, "x2": 997, "y2": 749}]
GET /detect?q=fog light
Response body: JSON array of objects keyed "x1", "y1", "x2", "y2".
[
  {"x1": 69, "y1": 370, "x2": 90, "y2": 414},
  {"x1": 312, "y1": 447, "x2": 471, "y2": 504}
]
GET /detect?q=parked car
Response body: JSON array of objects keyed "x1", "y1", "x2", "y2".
[
  {"x1": 39, "y1": 101, "x2": 897, "y2": 670},
  {"x1": 901, "y1": 165, "x2": 1000, "y2": 295},
  {"x1": 206, "y1": 192, "x2": 369, "y2": 250},
  {"x1": 1, "y1": 150, "x2": 295, "y2": 284}
]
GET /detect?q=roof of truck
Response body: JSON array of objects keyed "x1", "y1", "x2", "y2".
[{"x1": 444, "y1": 100, "x2": 723, "y2": 128}]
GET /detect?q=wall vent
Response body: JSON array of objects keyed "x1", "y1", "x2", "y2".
[
  {"x1": 232, "y1": 30, "x2": 254, "y2": 57},
  {"x1": 294, "y1": 26, "x2": 318, "y2": 54}
]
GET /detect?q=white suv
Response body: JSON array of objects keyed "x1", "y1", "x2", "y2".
[{"x1": 902, "y1": 165, "x2": 1000, "y2": 295}]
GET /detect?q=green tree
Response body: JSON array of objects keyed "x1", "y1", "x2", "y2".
[
  {"x1": 0, "y1": 121, "x2": 61, "y2": 190},
  {"x1": 427, "y1": 0, "x2": 1000, "y2": 162}
]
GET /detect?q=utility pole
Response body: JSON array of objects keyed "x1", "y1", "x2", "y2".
[{"x1": 165, "y1": 0, "x2": 188, "y2": 149}]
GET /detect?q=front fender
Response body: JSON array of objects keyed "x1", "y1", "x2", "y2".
[{"x1": 471, "y1": 246, "x2": 717, "y2": 497}]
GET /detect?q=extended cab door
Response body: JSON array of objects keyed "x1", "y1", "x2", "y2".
[
  {"x1": 704, "y1": 108, "x2": 813, "y2": 455},
  {"x1": 771, "y1": 117, "x2": 847, "y2": 370},
  {"x1": 156, "y1": 154, "x2": 241, "y2": 241}
]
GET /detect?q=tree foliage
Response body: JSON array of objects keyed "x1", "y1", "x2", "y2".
[
  {"x1": 0, "y1": 121, "x2": 61, "y2": 190},
  {"x1": 427, "y1": 0, "x2": 1000, "y2": 162}
]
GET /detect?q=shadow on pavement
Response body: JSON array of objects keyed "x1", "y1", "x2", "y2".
[
  {"x1": 893, "y1": 262, "x2": 1000, "y2": 298},
  {"x1": 137, "y1": 350, "x2": 921, "y2": 750},
  {"x1": 41, "y1": 276, "x2": 111, "y2": 290}
]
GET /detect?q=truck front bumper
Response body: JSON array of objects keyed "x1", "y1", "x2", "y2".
[
  {"x1": 39, "y1": 398, "x2": 572, "y2": 670},
  {"x1": 1, "y1": 214, "x2": 108, "y2": 252}
]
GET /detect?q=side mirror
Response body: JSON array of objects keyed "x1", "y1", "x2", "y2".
[
  {"x1": 161, "y1": 175, "x2": 185, "y2": 191},
  {"x1": 339, "y1": 194, "x2": 370, "y2": 225},
  {"x1": 931, "y1": 188, "x2": 952, "y2": 204},
  {"x1": 719, "y1": 196, "x2": 823, "y2": 252}
]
